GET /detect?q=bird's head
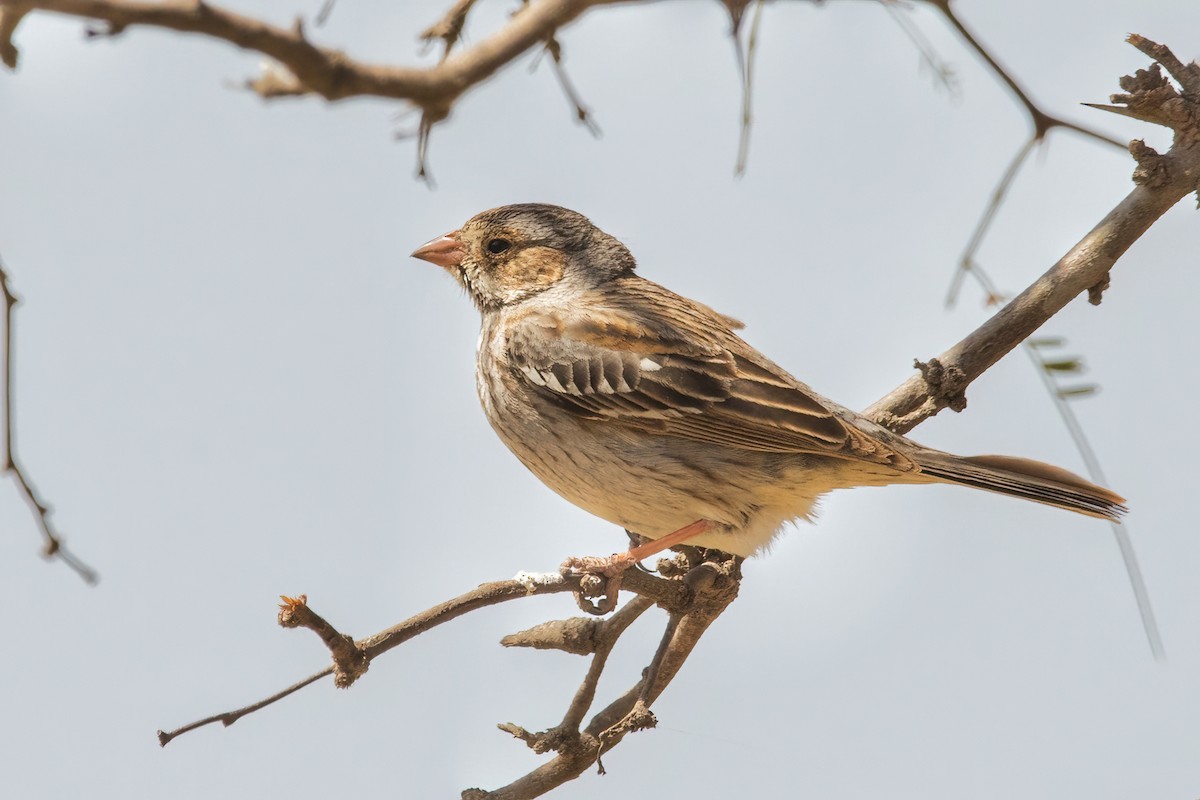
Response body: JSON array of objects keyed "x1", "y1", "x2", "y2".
[{"x1": 411, "y1": 204, "x2": 636, "y2": 310}]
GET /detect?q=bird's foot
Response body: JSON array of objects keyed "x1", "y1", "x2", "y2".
[
  {"x1": 560, "y1": 552, "x2": 638, "y2": 615},
  {"x1": 560, "y1": 520, "x2": 714, "y2": 615}
]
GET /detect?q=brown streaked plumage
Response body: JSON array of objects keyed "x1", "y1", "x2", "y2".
[{"x1": 412, "y1": 203, "x2": 1125, "y2": 558}]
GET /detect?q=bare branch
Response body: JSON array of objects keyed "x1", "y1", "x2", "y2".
[
  {"x1": 1, "y1": 258, "x2": 98, "y2": 584},
  {"x1": 277, "y1": 594, "x2": 368, "y2": 688},
  {"x1": 536, "y1": 35, "x2": 601, "y2": 136},
  {"x1": 0, "y1": 0, "x2": 624, "y2": 108},
  {"x1": 156, "y1": 668, "x2": 330, "y2": 747},
  {"x1": 470, "y1": 555, "x2": 742, "y2": 799},
  {"x1": 865, "y1": 38, "x2": 1200, "y2": 433},
  {"x1": 497, "y1": 594, "x2": 655, "y2": 757},
  {"x1": 882, "y1": 0, "x2": 958, "y2": 97},
  {"x1": 944, "y1": 135, "x2": 1039, "y2": 306},
  {"x1": 733, "y1": 0, "x2": 765, "y2": 176},
  {"x1": 920, "y1": 0, "x2": 1122, "y2": 149},
  {"x1": 157, "y1": 566, "x2": 686, "y2": 746}
]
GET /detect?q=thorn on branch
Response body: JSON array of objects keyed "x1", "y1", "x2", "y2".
[
  {"x1": 278, "y1": 594, "x2": 368, "y2": 688},
  {"x1": 535, "y1": 35, "x2": 601, "y2": 137},
  {"x1": 419, "y1": 0, "x2": 478, "y2": 61},
  {"x1": 914, "y1": 357, "x2": 967, "y2": 413}
]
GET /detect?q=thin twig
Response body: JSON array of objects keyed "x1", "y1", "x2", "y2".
[
  {"x1": 471, "y1": 555, "x2": 742, "y2": 799},
  {"x1": 538, "y1": 35, "x2": 601, "y2": 136},
  {"x1": 156, "y1": 669, "x2": 330, "y2": 746},
  {"x1": 1024, "y1": 337, "x2": 1165, "y2": 659},
  {"x1": 314, "y1": 0, "x2": 334, "y2": 27},
  {"x1": 959, "y1": 255, "x2": 1165, "y2": 660},
  {"x1": 920, "y1": 0, "x2": 1123, "y2": 149},
  {"x1": 497, "y1": 594, "x2": 656, "y2": 757},
  {"x1": 0, "y1": 258, "x2": 98, "y2": 584},
  {"x1": 558, "y1": 595, "x2": 653, "y2": 731},
  {"x1": 882, "y1": 0, "x2": 957, "y2": 97},
  {"x1": 157, "y1": 568, "x2": 683, "y2": 746},
  {"x1": 733, "y1": 0, "x2": 765, "y2": 176},
  {"x1": 944, "y1": 135, "x2": 1039, "y2": 307}
]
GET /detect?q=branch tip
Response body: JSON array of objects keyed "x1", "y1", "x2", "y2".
[
  {"x1": 277, "y1": 594, "x2": 368, "y2": 687},
  {"x1": 500, "y1": 616, "x2": 602, "y2": 654}
]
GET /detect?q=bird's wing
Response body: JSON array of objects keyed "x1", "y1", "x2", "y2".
[{"x1": 504, "y1": 282, "x2": 915, "y2": 469}]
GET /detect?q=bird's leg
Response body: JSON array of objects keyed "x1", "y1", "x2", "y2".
[{"x1": 562, "y1": 520, "x2": 712, "y2": 615}]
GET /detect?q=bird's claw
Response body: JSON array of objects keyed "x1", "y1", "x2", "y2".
[{"x1": 561, "y1": 552, "x2": 638, "y2": 615}]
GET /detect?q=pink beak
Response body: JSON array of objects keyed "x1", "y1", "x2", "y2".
[{"x1": 411, "y1": 231, "x2": 465, "y2": 269}]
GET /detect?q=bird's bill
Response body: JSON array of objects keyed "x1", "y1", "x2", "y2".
[{"x1": 411, "y1": 232, "x2": 465, "y2": 269}]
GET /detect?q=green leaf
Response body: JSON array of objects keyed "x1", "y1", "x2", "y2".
[{"x1": 1041, "y1": 358, "x2": 1084, "y2": 373}]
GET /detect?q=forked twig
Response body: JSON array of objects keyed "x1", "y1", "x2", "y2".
[{"x1": 0, "y1": 258, "x2": 98, "y2": 584}]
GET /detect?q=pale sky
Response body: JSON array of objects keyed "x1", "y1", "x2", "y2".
[{"x1": 2, "y1": 1, "x2": 1199, "y2": 798}]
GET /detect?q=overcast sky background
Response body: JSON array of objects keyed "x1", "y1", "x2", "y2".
[{"x1": 2, "y1": 1, "x2": 1199, "y2": 797}]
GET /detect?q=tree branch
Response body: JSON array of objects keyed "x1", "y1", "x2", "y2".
[
  {"x1": 920, "y1": 0, "x2": 1122, "y2": 149},
  {"x1": 1, "y1": 258, "x2": 98, "y2": 584},
  {"x1": 865, "y1": 38, "x2": 1200, "y2": 432},
  {"x1": 0, "y1": 0, "x2": 625, "y2": 106}
]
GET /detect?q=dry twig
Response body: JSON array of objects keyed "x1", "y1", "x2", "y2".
[
  {"x1": 1, "y1": 258, "x2": 98, "y2": 584},
  {"x1": 865, "y1": 37, "x2": 1200, "y2": 433}
]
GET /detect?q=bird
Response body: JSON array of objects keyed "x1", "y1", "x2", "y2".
[{"x1": 411, "y1": 203, "x2": 1125, "y2": 577}]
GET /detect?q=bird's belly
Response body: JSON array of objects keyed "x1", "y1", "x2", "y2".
[{"x1": 488, "y1": 410, "x2": 832, "y2": 556}]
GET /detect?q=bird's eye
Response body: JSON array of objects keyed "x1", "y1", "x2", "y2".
[{"x1": 486, "y1": 238, "x2": 512, "y2": 254}]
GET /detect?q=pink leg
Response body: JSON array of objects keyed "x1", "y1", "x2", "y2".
[{"x1": 562, "y1": 520, "x2": 713, "y2": 614}]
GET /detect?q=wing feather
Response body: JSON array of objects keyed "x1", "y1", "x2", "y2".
[{"x1": 504, "y1": 279, "x2": 913, "y2": 468}]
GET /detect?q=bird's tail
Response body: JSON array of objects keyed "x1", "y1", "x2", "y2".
[{"x1": 915, "y1": 452, "x2": 1127, "y2": 521}]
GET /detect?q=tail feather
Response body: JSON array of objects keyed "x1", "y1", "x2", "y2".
[{"x1": 916, "y1": 453, "x2": 1127, "y2": 521}]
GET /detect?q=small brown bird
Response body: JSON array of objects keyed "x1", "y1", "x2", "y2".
[{"x1": 412, "y1": 204, "x2": 1124, "y2": 569}]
